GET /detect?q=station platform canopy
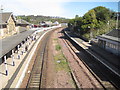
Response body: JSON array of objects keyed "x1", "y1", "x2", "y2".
[{"x1": 0, "y1": 30, "x2": 34, "y2": 58}]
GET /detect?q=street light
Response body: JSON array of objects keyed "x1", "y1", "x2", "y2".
[
  {"x1": 78, "y1": 29, "x2": 80, "y2": 35},
  {"x1": 88, "y1": 26, "x2": 92, "y2": 39},
  {"x1": 88, "y1": 26, "x2": 92, "y2": 43},
  {"x1": 116, "y1": 12, "x2": 119, "y2": 29},
  {"x1": 107, "y1": 21, "x2": 110, "y2": 32}
]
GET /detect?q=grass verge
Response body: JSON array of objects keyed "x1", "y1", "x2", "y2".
[
  {"x1": 55, "y1": 44, "x2": 61, "y2": 51},
  {"x1": 54, "y1": 53, "x2": 70, "y2": 72}
]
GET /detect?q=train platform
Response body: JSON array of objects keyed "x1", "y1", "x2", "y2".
[
  {"x1": 65, "y1": 31, "x2": 120, "y2": 76},
  {"x1": 0, "y1": 26, "x2": 61, "y2": 89},
  {"x1": 0, "y1": 30, "x2": 45, "y2": 89},
  {"x1": 74, "y1": 37, "x2": 119, "y2": 68}
]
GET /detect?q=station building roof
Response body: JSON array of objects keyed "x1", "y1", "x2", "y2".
[
  {"x1": 97, "y1": 29, "x2": 120, "y2": 43},
  {"x1": 106, "y1": 29, "x2": 120, "y2": 38},
  {"x1": 0, "y1": 30, "x2": 34, "y2": 58},
  {"x1": 16, "y1": 19, "x2": 31, "y2": 25},
  {"x1": 0, "y1": 12, "x2": 15, "y2": 25}
]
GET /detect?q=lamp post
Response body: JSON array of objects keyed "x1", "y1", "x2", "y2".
[
  {"x1": 88, "y1": 26, "x2": 91, "y2": 43},
  {"x1": 97, "y1": 29, "x2": 99, "y2": 35},
  {"x1": 88, "y1": 26, "x2": 91, "y2": 38},
  {"x1": 116, "y1": 12, "x2": 119, "y2": 29},
  {"x1": 107, "y1": 21, "x2": 110, "y2": 32},
  {"x1": 78, "y1": 29, "x2": 80, "y2": 35},
  {"x1": 0, "y1": 5, "x2": 3, "y2": 36},
  {"x1": 70, "y1": 23, "x2": 73, "y2": 32}
]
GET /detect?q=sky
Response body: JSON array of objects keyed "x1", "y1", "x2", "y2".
[{"x1": 0, "y1": 0, "x2": 119, "y2": 18}]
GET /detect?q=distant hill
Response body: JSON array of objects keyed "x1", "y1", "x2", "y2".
[{"x1": 16, "y1": 15, "x2": 69, "y2": 24}]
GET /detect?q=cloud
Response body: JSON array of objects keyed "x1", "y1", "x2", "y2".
[
  {"x1": 0, "y1": 0, "x2": 118, "y2": 18},
  {"x1": 0, "y1": 0, "x2": 65, "y2": 16}
]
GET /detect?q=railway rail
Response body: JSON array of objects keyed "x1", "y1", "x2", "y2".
[
  {"x1": 62, "y1": 29, "x2": 120, "y2": 89},
  {"x1": 25, "y1": 27, "x2": 119, "y2": 89},
  {"x1": 26, "y1": 28, "x2": 57, "y2": 89}
]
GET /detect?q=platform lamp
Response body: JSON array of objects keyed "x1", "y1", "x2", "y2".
[
  {"x1": 107, "y1": 21, "x2": 110, "y2": 32},
  {"x1": 88, "y1": 26, "x2": 91, "y2": 43}
]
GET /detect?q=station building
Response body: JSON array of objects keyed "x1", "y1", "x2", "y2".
[
  {"x1": 0, "y1": 12, "x2": 17, "y2": 38},
  {"x1": 16, "y1": 19, "x2": 32, "y2": 33},
  {"x1": 97, "y1": 29, "x2": 120, "y2": 56}
]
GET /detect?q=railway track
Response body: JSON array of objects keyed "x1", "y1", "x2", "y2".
[
  {"x1": 25, "y1": 27, "x2": 119, "y2": 89},
  {"x1": 62, "y1": 29, "x2": 119, "y2": 89},
  {"x1": 26, "y1": 29, "x2": 56, "y2": 89}
]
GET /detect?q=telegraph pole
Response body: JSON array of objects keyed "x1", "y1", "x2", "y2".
[
  {"x1": 0, "y1": 5, "x2": 3, "y2": 66},
  {"x1": 0, "y1": 5, "x2": 3, "y2": 24},
  {"x1": 0, "y1": 5, "x2": 3, "y2": 36}
]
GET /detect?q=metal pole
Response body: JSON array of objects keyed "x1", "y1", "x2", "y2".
[
  {"x1": 17, "y1": 45, "x2": 20, "y2": 59},
  {"x1": 116, "y1": 12, "x2": 119, "y2": 29},
  {"x1": 0, "y1": 5, "x2": 3, "y2": 36},
  {"x1": 12, "y1": 50, "x2": 15, "y2": 66},
  {"x1": 107, "y1": 21, "x2": 109, "y2": 32},
  {"x1": 21, "y1": 43, "x2": 23, "y2": 55},
  {"x1": 4, "y1": 56, "x2": 8, "y2": 76}
]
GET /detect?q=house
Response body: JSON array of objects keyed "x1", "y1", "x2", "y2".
[
  {"x1": 0, "y1": 12, "x2": 17, "y2": 38},
  {"x1": 53, "y1": 21, "x2": 59, "y2": 25},
  {"x1": 97, "y1": 29, "x2": 120, "y2": 56},
  {"x1": 16, "y1": 19, "x2": 31, "y2": 33},
  {"x1": 39, "y1": 21, "x2": 52, "y2": 27}
]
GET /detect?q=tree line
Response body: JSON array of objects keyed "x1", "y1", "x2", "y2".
[
  {"x1": 68, "y1": 6, "x2": 118, "y2": 40},
  {"x1": 16, "y1": 15, "x2": 69, "y2": 24}
]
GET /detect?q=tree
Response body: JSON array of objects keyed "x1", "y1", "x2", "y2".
[
  {"x1": 93, "y1": 6, "x2": 113, "y2": 23},
  {"x1": 68, "y1": 6, "x2": 116, "y2": 40},
  {"x1": 82, "y1": 9, "x2": 98, "y2": 33},
  {"x1": 75, "y1": 15, "x2": 79, "y2": 19}
]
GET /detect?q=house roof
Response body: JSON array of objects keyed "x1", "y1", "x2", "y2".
[
  {"x1": 97, "y1": 29, "x2": 120, "y2": 43},
  {"x1": 44, "y1": 21, "x2": 53, "y2": 25},
  {"x1": 0, "y1": 12, "x2": 13, "y2": 24},
  {"x1": 16, "y1": 19, "x2": 30, "y2": 25}
]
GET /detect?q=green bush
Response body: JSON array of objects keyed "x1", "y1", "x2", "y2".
[{"x1": 55, "y1": 44, "x2": 61, "y2": 51}]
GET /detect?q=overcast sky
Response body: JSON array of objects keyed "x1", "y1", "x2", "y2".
[{"x1": 0, "y1": 0, "x2": 119, "y2": 18}]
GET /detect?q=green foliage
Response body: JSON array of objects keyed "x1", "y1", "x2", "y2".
[
  {"x1": 54, "y1": 53, "x2": 70, "y2": 72},
  {"x1": 55, "y1": 44, "x2": 61, "y2": 51},
  {"x1": 16, "y1": 16, "x2": 31, "y2": 22},
  {"x1": 82, "y1": 9, "x2": 98, "y2": 31},
  {"x1": 68, "y1": 6, "x2": 116, "y2": 40},
  {"x1": 16, "y1": 15, "x2": 69, "y2": 24},
  {"x1": 93, "y1": 6, "x2": 114, "y2": 23},
  {"x1": 75, "y1": 15, "x2": 79, "y2": 19}
]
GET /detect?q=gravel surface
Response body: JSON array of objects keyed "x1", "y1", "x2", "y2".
[
  {"x1": 45, "y1": 28, "x2": 75, "y2": 88},
  {"x1": 57, "y1": 29, "x2": 102, "y2": 88}
]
